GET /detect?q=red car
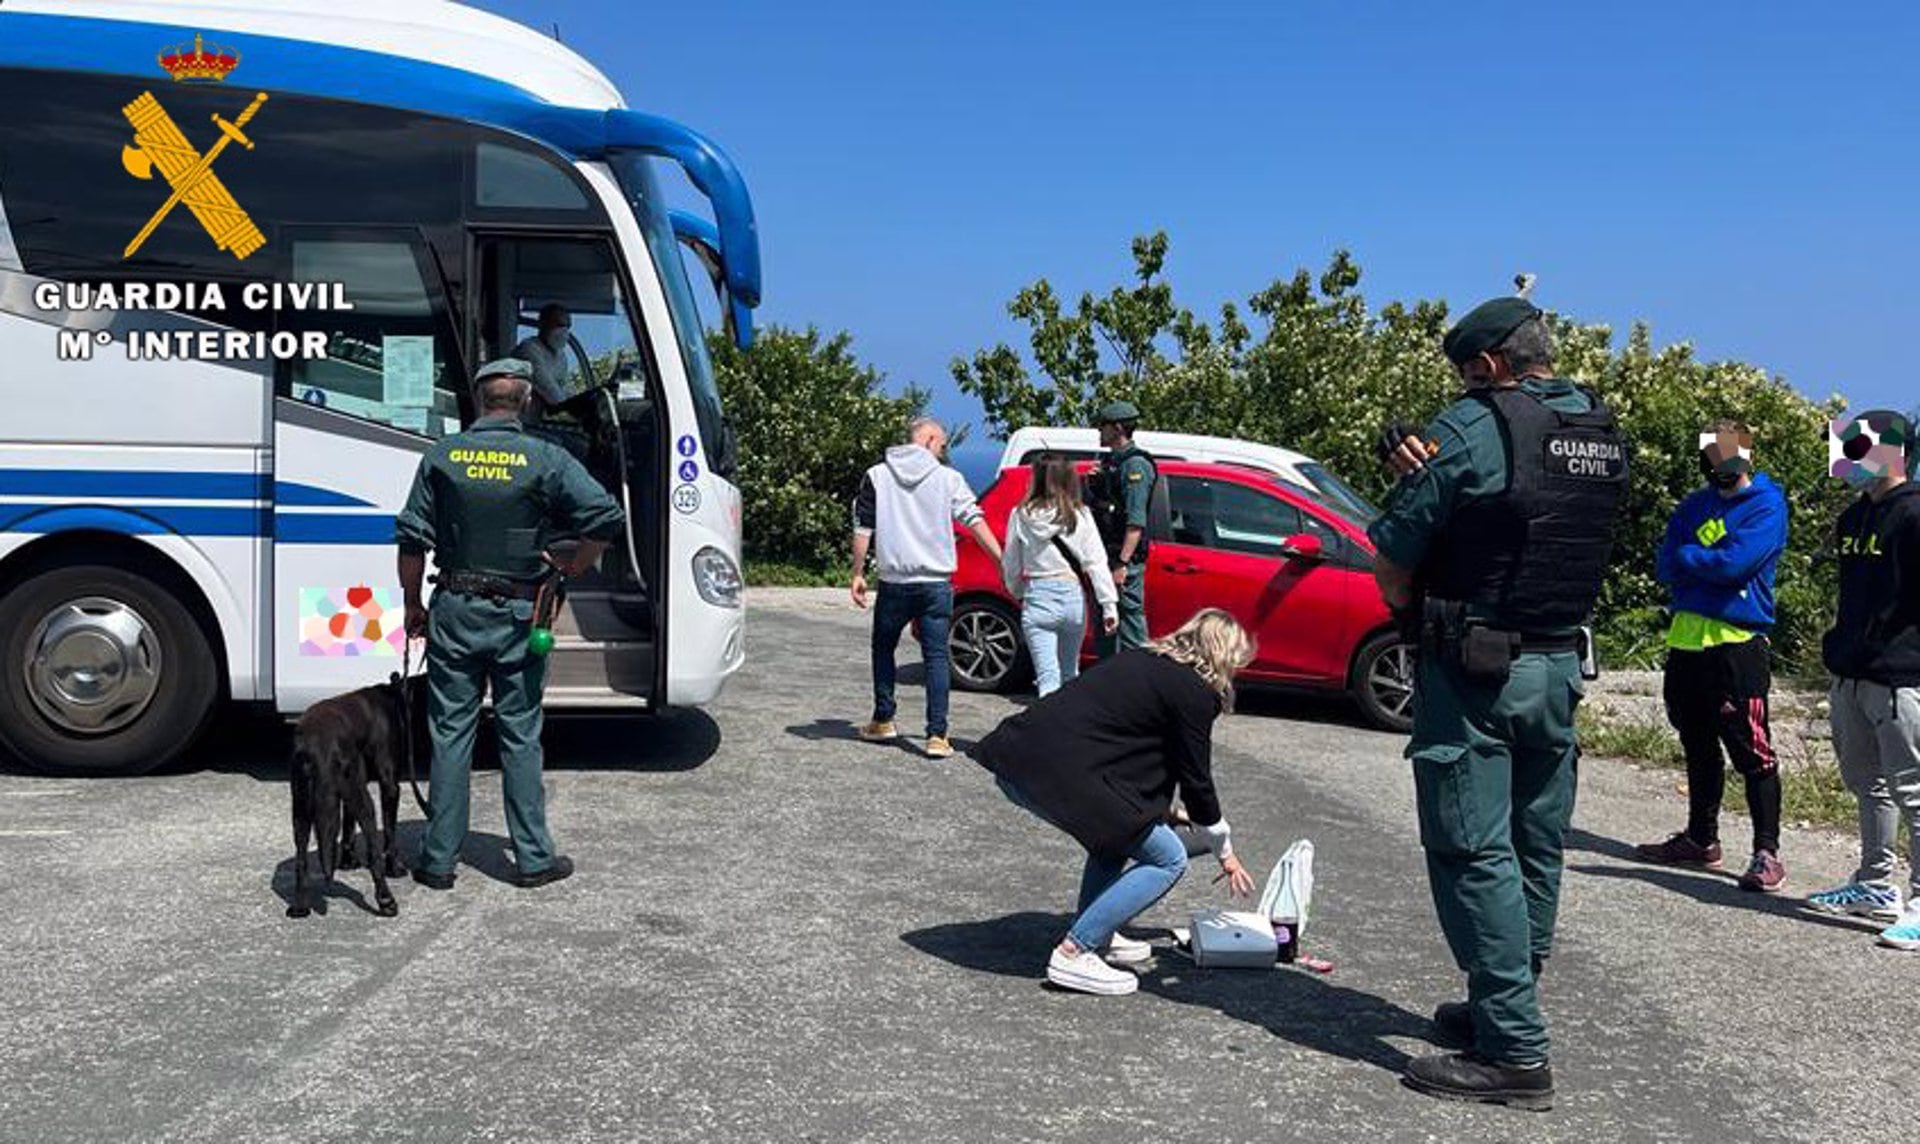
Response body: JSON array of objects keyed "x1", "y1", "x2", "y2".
[{"x1": 948, "y1": 459, "x2": 1415, "y2": 731}]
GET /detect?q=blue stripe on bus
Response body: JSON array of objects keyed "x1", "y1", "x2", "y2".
[
  {"x1": 273, "y1": 513, "x2": 397, "y2": 545},
  {"x1": 273, "y1": 482, "x2": 374, "y2": 508},
  {"x1": 0, "y1": 12, "x2": 602, "y2": 155},
  {"x1": 0, "y1": 469, "x2": 269, "y2": 500},
  {"x1": 0, "y1": 503, "x2": 269, "y2": 537},
  {"x1": 0, "y1": 498, "x2": 394, "y2": 543}
]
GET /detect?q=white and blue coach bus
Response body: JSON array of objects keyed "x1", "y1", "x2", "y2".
[{"x1": 0, "y1": 1, "x2": 759, "y2": 774}]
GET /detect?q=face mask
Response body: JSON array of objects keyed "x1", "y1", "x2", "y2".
[
  {"x1": 542, "y1": 329, "x2": 569, "y2": 351},
  {"x1": 1708, "y1": 470, "x2": 1743, "y2": 490}
]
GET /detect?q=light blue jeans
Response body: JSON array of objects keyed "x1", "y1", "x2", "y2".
[
  {"x1": 1020, "y1": 579, "x2": 1086, "y2": 697},
  {"x1": 997, "y1": 776, "x2": 1189, "y2": 949}
]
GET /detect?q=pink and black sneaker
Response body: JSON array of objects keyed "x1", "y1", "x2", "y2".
[{"x1": 1738, "y1": 850, "x2": 1786, "y2": 893}]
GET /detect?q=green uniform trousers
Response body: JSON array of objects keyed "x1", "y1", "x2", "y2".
[
  {"x1": 1097, "y1": 566, "x2": 1149, "y2": 658},
  {"x1": 418, "y1": 591, "x2": 558, "y2": 877},
  {"x1": 1408, "y1": 648, "x2": 1584, "y2": 1065}
]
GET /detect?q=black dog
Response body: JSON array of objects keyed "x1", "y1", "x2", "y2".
[{"x1": 287, "y1": 674, "x2": 411, "y2": 918}]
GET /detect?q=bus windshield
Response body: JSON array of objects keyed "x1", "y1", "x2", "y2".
[{"x1": 609, "y1": 152, "x2": 734, "y2": 476}]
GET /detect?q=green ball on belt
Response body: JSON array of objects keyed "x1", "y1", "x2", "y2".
[{"x1": 528, "y1": 626, "x2": 555, "y2": 656}]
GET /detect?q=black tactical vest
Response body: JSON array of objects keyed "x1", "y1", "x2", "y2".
[
  {"x1": 1424, "y1": 385, "x2": 1628, "y2": 631},
  {"x1": 1086, "y1": 443, "x2": 1158, "y2": 563}
]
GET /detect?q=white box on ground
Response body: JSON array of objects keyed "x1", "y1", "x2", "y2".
[{"x1": 1184, "y1": 840, "x2": 1315, "y2": 970}]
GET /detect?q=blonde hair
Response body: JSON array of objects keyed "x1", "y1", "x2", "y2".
[{"x1": 1146, "y1": 609, "x2": 1256, "y2": 709}]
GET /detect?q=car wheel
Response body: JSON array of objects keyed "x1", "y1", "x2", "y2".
[
  {"x1": 0, "y1": 562, "x2": 220, "y2": 776},
  {"x1": 949, "y1": 598, "x2": 1029, "y2": 693},
  {"x1": 1350, "y1": 631, "x2": 1415, "y2": 733}
]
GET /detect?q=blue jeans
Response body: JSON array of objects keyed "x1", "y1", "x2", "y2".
[
  {"x1": 1020, "y1": 579, "x2": 1086, "y2": 697},
  {"x1": 997, "y1": 777, "x2": 1189, "y2": 949},
  {"x1": 872, "y1": 580, "x2": 953, "y2": 738}
]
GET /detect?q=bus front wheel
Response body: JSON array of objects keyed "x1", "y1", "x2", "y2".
[{"x1": 0, "y1": 563, "x2": 219, "y2": 777}]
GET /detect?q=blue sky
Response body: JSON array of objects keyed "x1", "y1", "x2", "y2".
[{"x1": 476, "y1": 0, "x2": 1917, "y2": 446}]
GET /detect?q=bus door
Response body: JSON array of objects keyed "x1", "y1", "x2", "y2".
[
  {"x1": 470, "y1": 232, "x2": 659, "y2": 704},
  {"x1": 269, "y1": 226, "x2": 466, "y2": 712}
]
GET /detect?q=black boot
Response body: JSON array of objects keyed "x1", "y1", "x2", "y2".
[
  {"x1": 516, "y1": 854, "x2": 574, "y2": 889},
  {"x1": 1431, "y1": 1001, "x2": 1473, "y2": 1049},
  {"x1": 1401, "y1": 1052, "x2": 1554, "y2": 1111}
]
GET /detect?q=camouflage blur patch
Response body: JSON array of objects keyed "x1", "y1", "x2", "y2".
[{"x1": 1826, "y1": 409, "x2": 1912, "y2": 484}]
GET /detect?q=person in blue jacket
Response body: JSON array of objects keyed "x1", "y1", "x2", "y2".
[{"x1": 1636, "y1": 420, "x2": 1791, "y2": 890}]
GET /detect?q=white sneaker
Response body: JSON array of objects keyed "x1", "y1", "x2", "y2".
[
  {"x1": 1878, "y1": 906, "x2": 1920, "y2": 952},
  {"x1": 1103, "y1": 932, "x2": 1153, "y2": 965},
  {"x1": 1047, "y1": 946, "x2": 1138, "y2": 995}
]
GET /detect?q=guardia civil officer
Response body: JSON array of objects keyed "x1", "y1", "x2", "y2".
[
  {"x1": 396, "y1": 358, "x2": 625, "y2": 891},
  {"x1": 1368, "y1": 296, "x2": 1628, "y2": 1110},
  {"x1": 1088, "y1": 401, "x2": 1158, "y2": 656}
]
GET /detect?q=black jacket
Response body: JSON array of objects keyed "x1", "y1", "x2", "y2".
[
  {"x1": 1823, "y1": 481, "x2": 1920, "y2": 687},
  {"x1": 971, "y1": 649, "x2": 1223, "y2": 858}
]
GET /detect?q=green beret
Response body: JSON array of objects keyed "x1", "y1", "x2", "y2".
[
  {"x1": 474, "y1": 357, "x2": 533, "y2": 384},
  {"x1": 1442, "y1": 297, "x2": 1542, "y2": 366},
  {"x1": 1096, "y1": 400, "x2": 1141, "y2": 425}
]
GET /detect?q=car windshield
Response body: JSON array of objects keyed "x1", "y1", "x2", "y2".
[{"x1": 1294, "y1": 463, "x2": 1379, "y2": 523}]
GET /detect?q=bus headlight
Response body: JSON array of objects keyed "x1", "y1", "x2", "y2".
[{"x1": 693, "y1": 547, "x2": 743, "y2": 608}]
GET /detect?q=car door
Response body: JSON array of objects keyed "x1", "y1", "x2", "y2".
[{"x1": 1147, "y1": 473, "x2": 1352, "y2": 682}]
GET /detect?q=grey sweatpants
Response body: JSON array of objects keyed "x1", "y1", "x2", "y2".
[{"x1": 1830, "y1": 678, "x2": 1920, "y2": 898}]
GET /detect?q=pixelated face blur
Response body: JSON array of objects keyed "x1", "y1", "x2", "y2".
[
  {"x1": 1698, "y1": 428, "x2": 1754, "y2": 478},
  {"x1": 1826, "y1": 409, "x2": 1912, "y2": 486}
]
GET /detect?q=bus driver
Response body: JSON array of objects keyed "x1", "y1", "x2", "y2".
[{"x1": 513, "y1": 302, "x2": 576, "y2": 417}]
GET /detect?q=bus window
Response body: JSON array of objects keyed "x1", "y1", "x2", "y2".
[
  {"x1": 477, "y1": 237, "x2": 646, "y2": 401},
  {"x1": 475, "y1": 141, "x2": 591, "y2": 211},
  {"x1": 611, "y1": 153, "x2": 731, "y2": 476},
  {"x1": 278, "y1": 231, "x2": 463, "y2": 438}
]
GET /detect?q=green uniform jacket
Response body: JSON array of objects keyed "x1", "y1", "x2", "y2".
[
  {"x1": 1094, "y1": 443, "x2": 1156, "y2": 565},
  {"x1": 394, "y1": 414, "x2": 626, "y2": 578}
]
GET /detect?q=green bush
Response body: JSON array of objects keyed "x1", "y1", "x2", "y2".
[{"x1": 710, "y1": 326, "x2": 927, "y2": 573}]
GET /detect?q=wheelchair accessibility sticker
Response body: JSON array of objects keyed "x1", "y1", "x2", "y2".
[
  {"x1": 678, "y1": 459, "x2": 699, "y2": 483},
  {"x1": 673, "y1": 484, "x2": 701, "y2": 514}
]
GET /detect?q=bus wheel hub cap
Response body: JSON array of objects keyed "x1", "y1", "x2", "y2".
[{"x1": 25, "y1": 598, "x2": 163, "y2": 735}]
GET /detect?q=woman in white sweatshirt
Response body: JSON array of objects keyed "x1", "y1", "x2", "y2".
[{"x1": 1001, "y1": 456, "x2": 1120, "y2": 696}]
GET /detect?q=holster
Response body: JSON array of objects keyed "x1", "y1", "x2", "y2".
[{"x1": 532, "y1": 570, "x2": 568, "y2": 630}]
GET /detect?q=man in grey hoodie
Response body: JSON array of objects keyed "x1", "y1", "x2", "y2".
[{"x1": 851, "y1": 417, "x2": 1004, "y2": 758}]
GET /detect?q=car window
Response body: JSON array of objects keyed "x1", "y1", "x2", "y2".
[
  {"x1": 1213, "y1": 481, "x2": 1304, "y2": 555},
  {"x1": 1165, "y1": 476, "x2": 1304, "y2": 556}
]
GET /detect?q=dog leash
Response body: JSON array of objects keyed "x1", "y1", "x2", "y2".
[{"x1": 402, "y1": 636, "x2": 430, "y2": 815}]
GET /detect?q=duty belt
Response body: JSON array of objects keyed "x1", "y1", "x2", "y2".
[
  {"x1": 1513, "y1": 634, "x2": 1581, "y2": 654},
  {"x1": 1419, "y1": 597, "x2": 1581, "y2": 652},
  {"x1": 433, "y1": 570, "x2": 541, "y2": 602}
]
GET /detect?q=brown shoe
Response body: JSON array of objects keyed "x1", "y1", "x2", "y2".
[{"x1": 1634, "y1": 832, "x2": 1723, "y2": 869}]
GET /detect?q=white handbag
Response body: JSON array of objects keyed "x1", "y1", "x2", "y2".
[{"x1": 1186, "y1": 839, "x2": 1315, "y2": 969}]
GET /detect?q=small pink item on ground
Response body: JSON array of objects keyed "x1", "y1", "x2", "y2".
[{"x1": 1295, "y1": 954, "x2": 1335, "y2": 974}]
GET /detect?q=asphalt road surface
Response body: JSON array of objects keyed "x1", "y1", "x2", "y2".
[{"x1": 0, "y1": 589, "x2": 1907, "y2": 1144}]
